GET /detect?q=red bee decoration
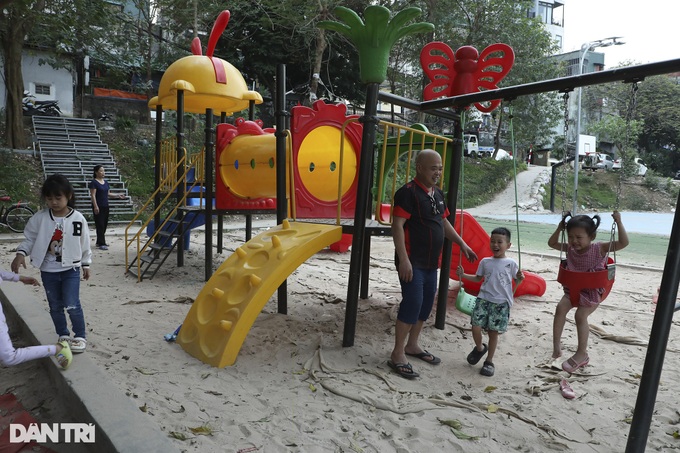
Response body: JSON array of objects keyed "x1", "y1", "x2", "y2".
[
  {"x1": 190, "y1": 10, "x2": 231, "y2": 84},
  {"x1": 420, "y1": 42, "x2": 515, "y2": 113}
]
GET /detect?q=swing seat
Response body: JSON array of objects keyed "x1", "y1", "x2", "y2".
[
  {"x1": 456, "y1": 287, "x2": 478, "y2": 315},
  {"x1": 557, "y1": 257, "x2": 616, "y2": 307}
]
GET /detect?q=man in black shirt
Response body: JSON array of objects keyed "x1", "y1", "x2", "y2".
[{"x1": 388, "y1": 149, "x2": 477, "y2": 379}]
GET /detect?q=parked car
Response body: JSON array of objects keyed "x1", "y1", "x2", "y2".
[
  {"x1": 582, "y1": 153, "x2": 614, "y2": 171},
  {"x1": 612, "y1": 157, "x2": 648, "y2": 176}
]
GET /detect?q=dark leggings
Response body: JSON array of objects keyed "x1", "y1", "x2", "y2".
[{"x1": 92, "y1": 206, "x2": 109, "y2": 246}]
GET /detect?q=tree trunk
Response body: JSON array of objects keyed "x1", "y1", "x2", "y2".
[
  {"x1": 2, "y1": 7, "x2": 28, "y2": 149},
  {"x1": 309, "y1": 2, "x2": 331, "y2": 106},
  {"x1": 493, "y1": 108, "x2": 504, "y2": 159},
  {"x1": 308, "y1": 27, "x2": 327, "y2": 106}
]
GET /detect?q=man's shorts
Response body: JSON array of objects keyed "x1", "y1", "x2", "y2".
[{"x1": 470, "y1": 298, "x2": 510, "y2": 333}]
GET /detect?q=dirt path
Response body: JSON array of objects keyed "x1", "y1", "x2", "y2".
[{"x1": 466, "y1": 164, "x2": 551, "y2": 216}]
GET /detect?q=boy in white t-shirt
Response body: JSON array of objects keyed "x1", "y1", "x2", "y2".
[{"x1": 457, "y1": 227, "x2": 524, "y2": 377}]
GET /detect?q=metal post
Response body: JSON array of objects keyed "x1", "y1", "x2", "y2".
[
  {"x1": 573, "y1": 37, "x2": 625, "y2": 214},
  {"x1": 573, "y1": 43, "x2": 590, "y2": 214},
  {"x1": 574, "y1": 79, "x2": 583, "y2": 214},
  {"x1": 626, "y1": 192, "x2": 680, "y2": 451},
  {"x1": 360, "y1": 234, "x2": 371, "y2": 299},
  {"x1": 246, "y1": 100, "x2": 255, "y2": 241},
  {"x1": 550, "y1": 157, "x2": 575, "y2": 212},
  {"x1": 204, "y1": 108, "x2": 213, "y2": 282},
  {"x1": 343, "y1": 83, "x2": 380, "y2": 347},
  {"x1": 275, "y1": 64, "x2": 288, "y2": 314},
  {"x1": 154, "y1": 105, "x2": 163, "y2": 245},
  {"x1": 217, "y1": 112, "x2": 227, "y2": 254},
  {"x1": 435, "y1": 112, "x2": 462, "y2": 329},
  {"x1": 176, "y1": 90, "x2": 185, "y2": 266}
]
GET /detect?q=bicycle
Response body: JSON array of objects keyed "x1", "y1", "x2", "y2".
[{"x1": 0, "y1": 194, "x2": 35, "y2": 233}]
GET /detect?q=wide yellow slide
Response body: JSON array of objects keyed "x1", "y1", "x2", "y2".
[{"x1": 177, "y1": 220, "x2": 343, "y2": 367}]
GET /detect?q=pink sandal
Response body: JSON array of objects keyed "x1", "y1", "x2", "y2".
[
  {"x1": 562, "y1": 355, "x2": 589, "y2": 373},
  {"x1": 559, "y1": 379, "x2": 575, "y2": 399}
]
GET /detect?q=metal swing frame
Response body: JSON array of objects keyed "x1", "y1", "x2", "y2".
[{"x1": 377, "y1": 57, "x2": 680, "y2": 452}]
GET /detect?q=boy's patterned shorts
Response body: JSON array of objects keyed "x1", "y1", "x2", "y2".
[{"x1": 471, "y1": 298, "x2": 510, "y2": 333}]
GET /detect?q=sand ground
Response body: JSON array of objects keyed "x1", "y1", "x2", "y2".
[{"x1": 1, "y1": 165, "x2": 678, "y2": 452}]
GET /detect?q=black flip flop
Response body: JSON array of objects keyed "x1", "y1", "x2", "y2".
[
  {"x1": 406, "y1": 350, "x2": 441, "y2": 365},
  {"x1": 387, "y1": 360, "x2": 420, "y2": 379}
]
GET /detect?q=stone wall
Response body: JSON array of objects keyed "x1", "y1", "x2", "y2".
[{"x1": 81, "y1": 95, "x2": 150, "y2": 124}]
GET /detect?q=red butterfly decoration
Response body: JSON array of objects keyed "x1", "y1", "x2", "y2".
[{"x1": 420, "y1": 42, "x2": 515, "y2": 113}]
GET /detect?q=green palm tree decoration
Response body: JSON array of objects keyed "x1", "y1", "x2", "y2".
[{"x1": 318, "y1": 5, "x2": 434, "y2": 84}]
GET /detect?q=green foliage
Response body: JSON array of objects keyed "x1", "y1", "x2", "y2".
[
  {"x1": 114, "y1": 116, "x2": 137, "y2": 132},
  {"x1": 543, "y1": 168, "x2": 677, "y2": 212},
  {"x1": 101, "y1": 129, "x2": 155, "y2": 203},
  {"x1": 0, "y1": 151, "x2": 42, "y2": 207},
  {"x1": 589, "y1": 115, "x2": 642, "y2": 179},
  {"x1": 459, "y1": 158, "x2": 524, "y2": 207},
  {"x1": 642, "y1": 174, "x2": 672, "y2": 193},
  {"x1": 588, "y1": 72, "x2": 680, "y2": 177}
]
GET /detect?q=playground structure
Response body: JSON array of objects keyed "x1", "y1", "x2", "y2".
[
  {"x1": 122, "y1": 5, "x2": 680, "y2": 448},
  {"x1": 123, "y1": 7, "x2": 551, "y2": 368}
]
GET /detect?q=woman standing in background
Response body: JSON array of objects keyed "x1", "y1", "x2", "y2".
[{"x1": 89, "y1": 165, "x2": 124, "y2": 250}]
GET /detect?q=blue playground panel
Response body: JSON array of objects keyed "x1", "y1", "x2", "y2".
[{"x1": 146, "y1": 187, "x2": 212, "y2": 250}]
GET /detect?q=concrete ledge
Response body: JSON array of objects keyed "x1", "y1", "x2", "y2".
[{"x1": 0, "y1": 284, "x2": 179, "y2": 453}]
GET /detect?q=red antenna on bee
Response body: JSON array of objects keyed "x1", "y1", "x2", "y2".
[
  {"x1": 197, "y1": 10, "x2": 230, "y2": 84},
  {"x1": 207, "y1": 10, "x2": 230, "y2": 57}
]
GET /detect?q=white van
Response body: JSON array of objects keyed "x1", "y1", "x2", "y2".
[{"x1": 463, "y1": 134, "x2": 479, "y2": 157}]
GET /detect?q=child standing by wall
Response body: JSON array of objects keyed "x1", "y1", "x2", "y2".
[
  {"x1": 11, "y1": 174, "x2": 92, "y2": 354},
  {"x1": 0, "y1": 269, "x2": 72, "y2": 368},
  {"x1": 548, "y1": 211, "x2": 629, "y2": 373},
  {"x1": 457, "y1": 227, "x2": 524, "y2": 377}
]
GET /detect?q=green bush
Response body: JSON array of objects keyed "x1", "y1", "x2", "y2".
[
  {"x1": 460, "y1": 158, "x2": 524, "y2": 207},
  {"x1": 642, "y1": 174, "x2": 669, "y2": 192},
  {"x1": 0, "y1": 151, "x2": 42, "y2": 207},
  {"x1": 114, "y1": 116, "x2": 136, "y2": 131}
]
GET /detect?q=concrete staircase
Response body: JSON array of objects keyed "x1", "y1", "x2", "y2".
[{"x1": 32, "y1": 116, "x2": 136, "y2": 219}]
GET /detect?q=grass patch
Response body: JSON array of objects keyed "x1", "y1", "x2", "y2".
[
  {"x1": 460, "y1": 158, "x2": 525, "y2": 207},
  {"x1": 375, "y1": 155, "x2": 522, "y2": 210},
  {"x1": 0, "y1": 151, "x2": 43, "y2": 207},
  {"x1": 101, "y1": 127, "x2": 156, "y2": 203},
  {"x1": 543, "y1": 168, "x2": 677, "y2": 212}
]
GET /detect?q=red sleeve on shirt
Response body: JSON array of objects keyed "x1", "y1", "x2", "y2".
[{"x1": 393, "y1": 205, "x2": 411, "y2": 219}]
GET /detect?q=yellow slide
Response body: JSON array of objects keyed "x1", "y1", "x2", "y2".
[{"x1": 177, "y1": 220, "x2": 342, "y2": 367}]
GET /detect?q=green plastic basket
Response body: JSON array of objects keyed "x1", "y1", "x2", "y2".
[{"x1": 456, "y1": 288, "x2": 478, "y2": 316}]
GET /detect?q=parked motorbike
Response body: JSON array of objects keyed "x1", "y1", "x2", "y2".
[{"x1": 22, "y1": 91, "x2": 61, "y2": 116}]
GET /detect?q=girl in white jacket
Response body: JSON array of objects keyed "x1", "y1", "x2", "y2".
[
  {"x1": 0, "y1": 269, "x2": 72, "y2": 368},
  {"x1": 11, "y1": 174, "x2": 92, "y2": 353}
]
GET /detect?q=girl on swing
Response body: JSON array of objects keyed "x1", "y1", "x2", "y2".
[{"x1": 548, "y1": 211, "x2": 629, "y2": 373}]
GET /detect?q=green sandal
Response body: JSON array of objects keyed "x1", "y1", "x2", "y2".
[{"x1": 56, "y1": 340, "x2": 73, "y2": 370}]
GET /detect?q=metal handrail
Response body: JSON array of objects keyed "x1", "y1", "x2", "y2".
[
  {"x1": 374, "y1": 121, "x2": 453, "y2": 225},
  {"x1": 124, "y1": 152, "x2": 202, "y2": 281}
]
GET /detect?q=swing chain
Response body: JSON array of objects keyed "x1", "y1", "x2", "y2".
[
  {"x1": 506, "y1": 101, "x2": 522, "y2": 272},
  {"x1": 559, "y1": 92, "x2": 571, "y2": 260},
  {"x1": 560, "y1": 92, "x2": 571, "y2": 217},
  {"x1": 457, "y1": 110, "x2": 466, "y2": 276}
]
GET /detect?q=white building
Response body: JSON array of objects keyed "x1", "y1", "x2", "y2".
[{"x1": 0, "y1": 49, "x2": 75, "y2": 116}]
